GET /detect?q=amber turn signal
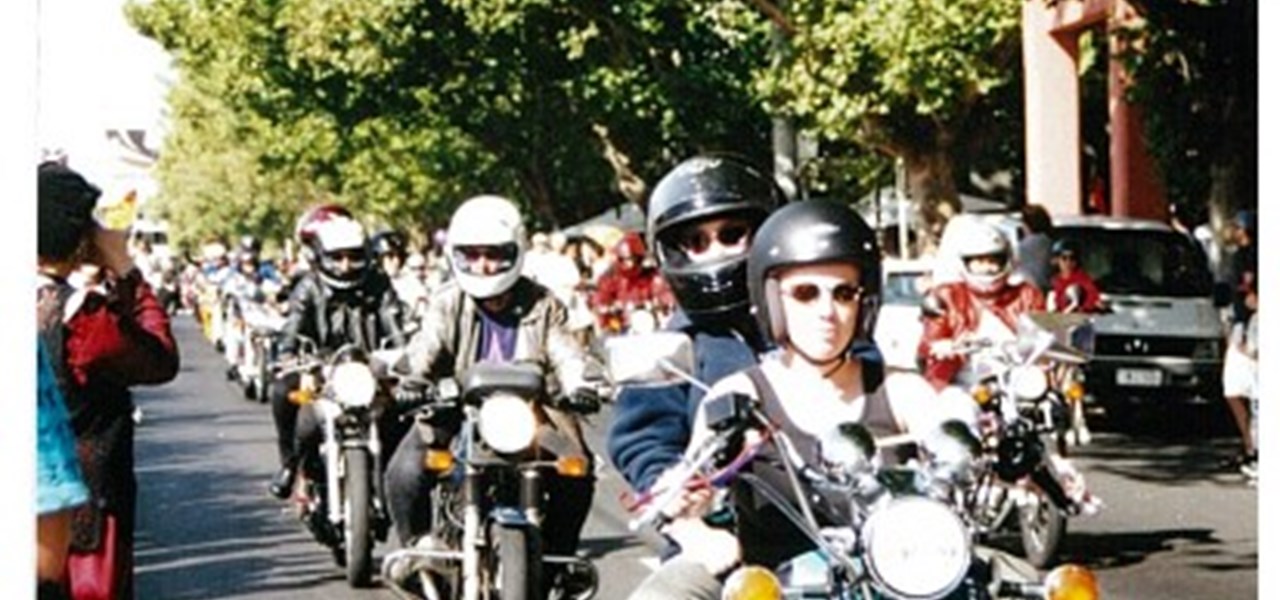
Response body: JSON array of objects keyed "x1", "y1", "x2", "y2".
[
  {"x1": 1065, "y1": 381, "x2": 1086, "y2": 403},
  {"x1": 721, "y1": 565, "x2": 783, "y2": 600},
  {"x1": 556, "y1": 456, "x2": 590, "y2": 478},
  {"x1": 423, "y1": 449, "x2": 455, "y2": 472},
  {"x1": 288, "y1": 389, "x2": 314, "y2": 405},
  {"x1": 971, "y1": 384, "x2": 994, "y2": 405},
  {"x1": 1046, "y1": 564, "x2": 1100, "y2": 600}
]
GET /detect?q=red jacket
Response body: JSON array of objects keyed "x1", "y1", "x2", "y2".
[
  {"x1": 1050, "y1": 270, "x2": 1102, "y2": 313},
  {"x1": 589, "y1": 266, "x2": 674, "y2": 331},
  {"x1": 917, "y1": 280, "x2": 1045, "y2": 389}
]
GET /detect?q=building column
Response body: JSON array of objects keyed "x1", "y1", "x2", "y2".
[
  {"x1": 1022, "y1": 1, "x2": 1083, "y2": 218},
  {"x1": 1108, "y1": 0, "x2": 1168, "y2": 220}
]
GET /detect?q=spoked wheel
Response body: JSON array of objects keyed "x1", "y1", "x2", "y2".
[
  {"x1": 343, "y1": 448, "x2": 374, "y2": 587},
  {"x1": 1017, "y1": 492, "x2": 1067, "y2": 568}
]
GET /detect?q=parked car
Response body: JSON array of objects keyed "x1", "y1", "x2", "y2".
[
  {"x1": 1052, "y1": 216, "x2": 1227, "y2": 405},
  {"x1": 874, "y1": 257, "x2": 934, "y2": 371}
]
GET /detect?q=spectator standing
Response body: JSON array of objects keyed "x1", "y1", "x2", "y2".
[
  {"x1": 1221, "y1": 210, "x2": 1257, "y2": 475},
  {"x1": 1016, "y1": 203, "x2": 1055, "y2": 291},
  {"x1": 37, "y1": 162, "x2": 180, "y2": 600}
]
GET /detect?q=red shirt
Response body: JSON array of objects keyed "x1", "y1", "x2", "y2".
[{"x1": 1050, "y1": 270, "x2": 1102, "y2": 314}]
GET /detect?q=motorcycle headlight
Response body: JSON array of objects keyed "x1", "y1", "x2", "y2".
[
  {"x1": 478, "y1": 394, "x2": 537, "y2": 454},
  {"x1": 331, "y1": 362, "x2": 376, "y2": 407},
  {"x1": 1008, "y1": 365, "x2": 1049, "y2": 401},
  {"x1": 863, "y1": 497, "x2": 971, "y2": 599}
]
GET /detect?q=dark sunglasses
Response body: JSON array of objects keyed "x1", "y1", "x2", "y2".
[
  {"x1": 1056, "y1": 253, "x2": 1078, "y2": 262},
  {"x1": 783, "y1": 283, "x2": 863, "y2": 306},
  {"x1": 676, "y1": 223, "x2": 750, "y2": 254},
  {"x1": 454, "y1": 244, "x2": 516, "y2": 263}
]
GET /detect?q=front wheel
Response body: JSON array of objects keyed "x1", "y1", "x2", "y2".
[
  {"x1": 343, "y1": 448, "x2": 374, "y2": 587},
  {"x1": 1017, "y1": 492, "x2": 1067, "y2": 568},
  {"x1": 492, "y1": 523, "x2": 542, "y2": 600}
]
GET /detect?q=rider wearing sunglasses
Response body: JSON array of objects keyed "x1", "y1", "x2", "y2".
[
  {"x1": 606, "y1": 156, "x2": 888, "y2": 536},
  {"x1": 630, "y1": 200, "x2": 950, "y2": 599},
  {"x1": 384, "y1": 195, "x2": 601, "y2": 593},
  {"x1": 269, "y1": 205, "x2": 409, "y2": 500}
]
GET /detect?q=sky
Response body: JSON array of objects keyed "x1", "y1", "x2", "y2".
[{"x1": 35, "y1": 0, "x2": 173, "y2": 202}]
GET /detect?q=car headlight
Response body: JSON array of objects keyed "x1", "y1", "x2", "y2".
[
  {"x1": 478, "y1": 394, "x2": 538, "y2": 454},
  {"x1": 1008, "y1": 365, "x2": 1049, "y2": 401},
  {"x1": 863, "y1": 497, "x2": 971, "y2": 599},
  {"x1": 331, "y1": 362, "x2": 376, "y2": 407}
]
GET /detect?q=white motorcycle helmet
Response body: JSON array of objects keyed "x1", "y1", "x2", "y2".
[
  {"x1": 446, "y1": 195, "x2": 528, "y2": 299},
  {"x1": 946, "y1": 218, "x2": 1013, "y2": 295}
]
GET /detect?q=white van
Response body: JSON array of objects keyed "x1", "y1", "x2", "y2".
[{"x1": 1052, "y1": 216, "x2": 1226, "y2": 402}]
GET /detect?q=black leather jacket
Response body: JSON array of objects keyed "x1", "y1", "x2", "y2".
[{"x1": 278, "y1": 270, "x2": 408, "y2": 356}]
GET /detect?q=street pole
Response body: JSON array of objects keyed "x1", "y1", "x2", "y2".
[{"x1": 895, "y1": 157, "x2": 909, "y2": 259}]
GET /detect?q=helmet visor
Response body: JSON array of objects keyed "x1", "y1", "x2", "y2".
[
  {"x1": 659, "y1": 217, "x2": 753, "y2": 268},
  {"x1": 452, "y1": 243, "x2": 519, "y2": 276}
]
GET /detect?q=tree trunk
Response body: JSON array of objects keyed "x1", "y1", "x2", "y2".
[
  {"x1": 902, "y1": 148, "x2": 962, "y2": 255},
  {"x1": 592, "y1": 124, "x2": 648, "y2": 211},
  {"x1": 518, "y1": 167, "x2": 558, "y2": 230}
]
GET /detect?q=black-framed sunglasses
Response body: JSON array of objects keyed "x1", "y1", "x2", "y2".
[
  {"x1": 782, "y1": 282, "x2": 863, "y2": 306},
  {"x1": 676, "y1": 223, "x2": 751, "y2": 255}
]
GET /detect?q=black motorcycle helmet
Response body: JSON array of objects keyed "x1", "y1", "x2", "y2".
[
  {"x1": 371, "y1": 229, "x2": 408, "y2": 260},
  {"x1": 747, "y1": 199, "x2": 881, "y2": 351},
  {"x1": 647, "y1": 155, "x2": 783, "y2": 319}
]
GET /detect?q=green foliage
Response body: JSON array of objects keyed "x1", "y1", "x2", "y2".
[
  {"x1": 1112, "y1": 0, "x2": 1256, "y2": 219},
  {"x1": 127, "y1": 0, "x2": 773, "y2": 245}
]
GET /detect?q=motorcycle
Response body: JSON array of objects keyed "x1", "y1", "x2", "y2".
[
  {"x1": 944, "y1": 313, "x2": 1101, "y2": 568},
  {"x1": 381, "y1": 362, "x2": 600, "y2": 600},
  {"x1": 273, "y1": 338, "x2": 399, "y2": 587},
  {"x1": 610, "y1": 331, "x2": 1101, "y2": 600},
  {"x1": 239, "y1": 300, "x2": 288, "y2": 403}
]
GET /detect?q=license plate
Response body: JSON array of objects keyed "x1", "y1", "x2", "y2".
[{"x1": 1116, "y1": 368, "x2": 1162, "y2": 387}]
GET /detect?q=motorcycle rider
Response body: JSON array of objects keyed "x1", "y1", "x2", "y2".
[
  {"x1": 383, "y1": 194, "x2": 601, "y2": 591},
  {"x1": 918, "y1": 217, "x2": 1045, "y2": 390},
  {"x1": 373, "y1": 228, "x2": 430, "y2": 323},
  {"x1": 629, "y1": 200, "x2": 952, "y2": 599},
  {"x1": 268, "y1": 204, "x2": 409, "y2": 499},
  {"x1": 606, "y1": 155, "x2": 886, "y2": 498},
  {"x1": 589, "y1": 231, "x2": 674, "y2": 334}
]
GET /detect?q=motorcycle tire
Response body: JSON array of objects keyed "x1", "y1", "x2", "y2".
[
  {"x1": 343, "y1": 448, "x2": 375, "y2": 588},
  {"x1": 1017, "y1": 493, "x2": 1067, "y2": 569},
  {"x1": 492, "y1": 522, "x2": 542, "y2": 600}
]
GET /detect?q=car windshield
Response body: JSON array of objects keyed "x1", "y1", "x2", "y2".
[
  {"x1": 883, "y1": 270, "x2": 927, "y2": 306},
  {"x1": 1056, "y1": 227, "x2": 1212, "y2": 297}
]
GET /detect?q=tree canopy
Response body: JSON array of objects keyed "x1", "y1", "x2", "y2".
[{"x1": 126, "y1": 0, "x2": 775, "y2": 249}]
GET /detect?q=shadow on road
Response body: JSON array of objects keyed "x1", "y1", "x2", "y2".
[
  {"x1": 1056, "y1": 528, "x2": 1255, "y2": 573},
  {"x1": 135, "y1": 317, "x2": 378, "y2": 599}
]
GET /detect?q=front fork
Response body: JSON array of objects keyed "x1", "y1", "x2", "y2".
[{"x1": 319, "y1": 403, "x2": 381, "y2": 528}]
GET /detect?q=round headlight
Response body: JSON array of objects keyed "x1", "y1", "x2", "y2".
[
  {"x1": 1008, "y1": 365, "x2": 1049, "y2": 401},
  {"x1": 331, "y1": 362, "x2": 376, "y2": 407},
  {"x1": 863, "y1": 497, "x2": 971, "y2": 599},
  {"x1": 478, "y1": 394, "x2": 538, "y2": 454}
]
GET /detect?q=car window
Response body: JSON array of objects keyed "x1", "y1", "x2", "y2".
[
  {"x1": 1056, "y1": 227, "x2": 1213, "y2": 297},
  {"x1": 883, "y1": 271, "x2": 926, "y2": 306}
]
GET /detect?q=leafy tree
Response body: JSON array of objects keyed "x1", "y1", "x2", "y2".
[
  {"x1": 127, "y1": 0, "x2": 775, "y2": 245},
  {"x1": 1111, "y1": 0, "x2": 1256, "y2": 234},
  {"x1": 722, "y1": 0, "x2": 1024, "y2": 248}
]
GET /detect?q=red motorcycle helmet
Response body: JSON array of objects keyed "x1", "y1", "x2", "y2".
[{"x1": 613, "y1": 232, "x2": 647, "y2": 277}]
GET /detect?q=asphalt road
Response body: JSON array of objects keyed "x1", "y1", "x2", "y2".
[{"x1": 134, "y1": 316, "x2": 1256, "y2": 599}]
